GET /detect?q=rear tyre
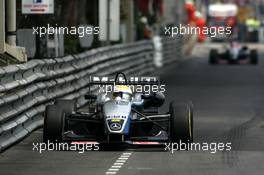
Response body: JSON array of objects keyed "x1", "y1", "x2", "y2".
[
  {"x1": 43, "y1": 105, "x2": 64, "y2": 142},
  {"x1": 250, "y1": 49, "x2": 258, "y2": 65},
  {"x1": 169, "y1": 102, "x2": 193, "y2": 143},
  {"x1": 209, "y1": 49, "x2": 218, "y2": 64}
]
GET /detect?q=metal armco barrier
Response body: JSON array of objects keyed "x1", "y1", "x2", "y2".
[
  {"x1": 0, "y1": 37, "x2": 182, "y2": 152},
  {"x1": 162, "y1": 36, "x2": 183, "y2": 64}
]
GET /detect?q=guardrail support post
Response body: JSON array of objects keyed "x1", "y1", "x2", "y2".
[
  {"x1": 6, "y1": 0, "x2": 16, "y2": 46},
  {"x1": 0, "y1": 0, "x2": 27, "y2": 65}
]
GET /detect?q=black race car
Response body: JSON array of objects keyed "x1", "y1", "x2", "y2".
[
  {"x1": 43, "y1": 73, "x2": 193, "y2": 147},
  {"x1": 209, "y1": 42, "x2": 258, "y2": 65}
]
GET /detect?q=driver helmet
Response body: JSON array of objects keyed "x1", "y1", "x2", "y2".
[{"x1": 112, "y1": 85, "x2": 132, "y2": 101}]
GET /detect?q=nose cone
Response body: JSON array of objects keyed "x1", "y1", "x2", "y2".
[{"x1": 103, "y1": 101, "x2": 131, "y2": 134}]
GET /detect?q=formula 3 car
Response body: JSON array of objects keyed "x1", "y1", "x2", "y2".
[
  {"x1": 43, "y1": 73, "x2": 193, "y2": 147},
  {"x1": 209, "y1": 42, "x2": 258, "y2": 65}
]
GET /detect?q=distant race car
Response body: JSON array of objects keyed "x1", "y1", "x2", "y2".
[
  {"x1": 209, "y1": 42, "x2": 258, "y2": 65},
  {"x1": 43, "y1": 73, "x2": 193, "y2": 147}
]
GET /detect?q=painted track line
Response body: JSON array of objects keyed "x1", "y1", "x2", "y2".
[
  {"x1": 105, "y1": 152, "x2": 133, "y2": 174},
  {"x1": 116, "y1": 160, "x2": 126, "y2": 163}
]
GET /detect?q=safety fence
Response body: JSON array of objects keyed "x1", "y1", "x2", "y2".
[{"x1": 0, "y1": 37, "x2": 182, "y2": 152}]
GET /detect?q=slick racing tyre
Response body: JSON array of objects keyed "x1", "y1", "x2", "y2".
[
  {"x1": 169, "y1": 102, "x2": 193, "y2": 143},
  {"x1": 250, "y1": 49, "x2": 258, "y2": 65},
  {"x1": 209, "y1": 49, "x2": 218, "y2": 64},
  {"x1": 43, "y1": 105, "x2": 64, "y2": 142},
  {"x1": 54, "y1": 99, "x2": 76, "y2": 115}
]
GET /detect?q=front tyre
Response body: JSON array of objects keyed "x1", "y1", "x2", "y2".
[
  {"x1": 250, "y1": 49, "x2": 258, "y2": 65},
  {"x1": 209, "y1": 49, "x2": 218, "y2": 65},
  {"x1": 43, "y1": 105, "x2": 64, "y2": 143},
  {"x1": 169, "y1": 102, "x2": 193, "y2": 143}
]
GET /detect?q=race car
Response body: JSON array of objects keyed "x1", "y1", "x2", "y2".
[
  {"x1": 43, "y1": 73, "x2": 193, "y2": 147},
  {"x1": 209, "y1": 42, "x2": 258, "y2": 65}
]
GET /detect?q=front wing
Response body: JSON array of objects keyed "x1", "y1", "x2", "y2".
[{"x1": 62, "y1": 113, "x2": 170, "y2": 145}]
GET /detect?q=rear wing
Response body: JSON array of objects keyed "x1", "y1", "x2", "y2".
[
  {"x1": 89, "y1": 73, "x2": 160, "y2": 85},
  {"x1": 87, "y1": 73, "x2": 164, "y2": 96}
]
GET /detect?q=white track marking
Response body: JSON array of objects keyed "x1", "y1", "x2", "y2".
[
  {"x1": 116, "y1": 160, "x2": 126, "y2": 163},
  {"x1": 114, "y1": 162, "x2": 124, "y2": 165},
  {"x1": 118, "y1": 157, "x2": 128, "y2": 160},
  {"x1": 108, "y1": 169, "x2": 119, "y2": 171},
  {"x1": 120, "y1": 155, "x2": 130, "y2": 158},
  {"x1": 112, "y1": 166, "x2": 122, "y2": 168},
  {"x1": 105, "y1": 152, "x2": 133, "y2": 175},
  {"x1": 122, "y1": 152, "x2": 132, "y2": 155}
]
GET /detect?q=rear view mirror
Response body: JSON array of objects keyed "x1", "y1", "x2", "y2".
[{"x1": 85, "y1": 94, "x2": 97, "y2": 100}]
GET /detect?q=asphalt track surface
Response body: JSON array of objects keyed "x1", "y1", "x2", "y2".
[{"x1": 1, "y1": 43, "x2": 264, "y2": 175}]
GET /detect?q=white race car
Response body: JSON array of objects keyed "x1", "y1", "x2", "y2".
[
  {"x1": 43, "y1": 73, "x2": 194, "y2": 147},
  {"x1": 209, "y1": 42, "x2": 258, "y2": 65}
]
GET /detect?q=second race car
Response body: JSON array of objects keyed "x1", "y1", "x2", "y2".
[{"x1": 209, "y1": 42, "x2": 258, "y2": 65}]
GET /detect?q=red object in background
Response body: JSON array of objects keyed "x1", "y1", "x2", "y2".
[
  {"x1": 215, "y1": 16, "x2": 225, "y2": 21},
  {"x1": 139, "y1": 0, "x2": 164, "y2": 16},
  {"x1": 139, "y1": 0, "x2": 149, "y2": 15},
  {"x1": 185, "y1": 2, "x2": 207, "y2": 42},
  {"x1": 157, "y1": 0, "x2": 164, "y2": 16},
  {"x1": 196, "y1": 17, "x2": 206, "y2": 42},
  {"x1": 226, "y1": 17, "x2": 236, "y2": 27},
  {"x1": 185, "y1": 3, "x2": 196, "y2": 23},
  {"x1": 143, "y1": 26, "x2": 152, "y2": 39}
]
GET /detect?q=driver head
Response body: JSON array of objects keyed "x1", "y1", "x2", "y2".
[{"x1": 112, "y1": 85, "x2": 132, "y2": 101}]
